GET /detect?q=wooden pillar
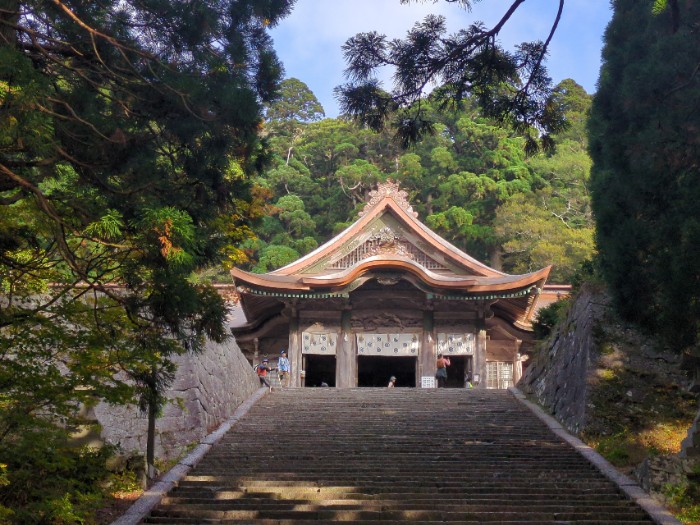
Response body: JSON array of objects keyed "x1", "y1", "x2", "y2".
[
  {"x1": 474, "y1": 302, "x2": 488, "y2": 389},
  {"x1": 513, "y1": 340, "x2": 523, "y2": 385},
  {"x1": 288, "y1": 305, "x2": 302, "y2": 387},
  {"x1": 475, "y1": 329, "x2": 487, "y2": 389},
  {"x1": 420, "y1": 309, "x2": 435, "y2": 386},
  {"x1": 336, "y1": 309, "x2": 355, "y2": 388}
]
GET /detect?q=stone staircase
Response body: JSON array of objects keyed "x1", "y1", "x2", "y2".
[{"x1": 143, "y1": 389, "x2": 658, "y2": 524}]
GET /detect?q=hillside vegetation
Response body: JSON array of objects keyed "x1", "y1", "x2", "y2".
[{"x1": 529, "y1": 288, "x2": 700, "y2": 522}]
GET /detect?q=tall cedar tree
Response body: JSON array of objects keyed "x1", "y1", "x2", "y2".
[
  {"x1": 588, "y1": 0, "x2": 700, "y2": 349},
  {"x1": 0, "y1": 0, "x2": 295, "y2": 487}
]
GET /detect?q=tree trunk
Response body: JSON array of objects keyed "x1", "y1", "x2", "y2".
[
  {"x1": 669, "y1": 0, "x2": 680, "y2": 33},
  {"x1": 146, "y1": 395, "x2": 158, "y2": 481},
  {"x1": 489, "y1": 245, "x2": 503, "y2": 271}
]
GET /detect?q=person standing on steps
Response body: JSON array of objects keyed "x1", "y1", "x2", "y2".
[
  {"x1": 435, "y1": 353, "x2": 450, "y2": 388},
  {"x1": 277, "y1": 349, "x2": 290, "y2": 388},
  {"x1": 256, "y1": 357, "x2": 274, "y2": 392},
  {"x1": 388, "y1": 376, "x2": 396, "y2": 388}
]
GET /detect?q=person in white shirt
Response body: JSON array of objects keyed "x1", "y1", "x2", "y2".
[{"x1": 277, "y1": 349, "x2": 290, "y2": 387}]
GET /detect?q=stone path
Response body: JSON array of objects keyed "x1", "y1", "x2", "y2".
[{"x1": 141, "y1": 388, "x2": 667, "y2": 524}]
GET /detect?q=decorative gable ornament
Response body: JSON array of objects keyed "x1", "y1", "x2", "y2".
[{"x1": 358, "y1": 179, "x2": 418, "y2": 218}]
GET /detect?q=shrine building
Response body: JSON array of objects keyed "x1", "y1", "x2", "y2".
[{"x1": 230, "y1": 181, "x2": 564, "y2": 389}]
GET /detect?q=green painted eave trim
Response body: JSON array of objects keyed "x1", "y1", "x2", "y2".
[
  {"x1": 241, "y1": 285, "x2": 538, "y2": 301},
  {"x1": 427, "y1": 285, "x2": 538, "y2": 301},
  {"x1": 241, "y1": 288, "x2": 349, "y2": 299}
]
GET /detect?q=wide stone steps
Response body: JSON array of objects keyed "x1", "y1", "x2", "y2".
[{"x1": 142, "y1": 389, "x2": 657, "y2": 524}]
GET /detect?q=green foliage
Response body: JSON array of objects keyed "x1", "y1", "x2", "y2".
[
  {"x1": 253, "y1": 244, "x2": 299, "y2": 273},
  {"x1": 588, "y1": 0, "x2": 700, "y2": 350},
  {"x1": 265, "y1": 78, "x2": 325, "y2": 125},
  {"x1": 494, "y1": 191, "x2": 595, "y2": 282},
  {"x1": 663, "y1": 481, "x2": 700, "y2": 523},
  {"x1": 652, "y1": 0, "x2": 668, "y2": 15},
  {"x1": 569, "y1": 258, "x2": 603, "y2": 291},
  {"x1": 532, "y1": 299, "x2": 571, "y2": 340},
  {"x1": 277, "y1": 197, "x2": 316, "y2": 237},
  {"x1": 593, "y1": 433, "x2": 633, "y2": 466},
  {"x1": 0, "y1": 424, "x2": 113, "y2": 524}
]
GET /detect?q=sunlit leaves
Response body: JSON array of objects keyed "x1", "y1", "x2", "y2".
[
  {"x1": 652, "y1": 0, "x2": 668, "y2": 15},
  {"x1": 276, "y1": 194, "x2": 317, "y2": 237},
  {"x1": 265, "y1": 78, "x2": 325, "y2": 124},
  {"x1": 494, "y1": 192, "x2": 595, "y2": 281},
  {"x1": 252, "y1": 244, "x2": 299, "y2": 273},
  {"x1": 83, "y1": 210, "x2": 124, "y2": 241},
  {"x1": 426, "y1": 206, "x2": 474, "y2": 238},
  {"x1": 140, "y1": 207, "x2": 196, "y2": 266}
]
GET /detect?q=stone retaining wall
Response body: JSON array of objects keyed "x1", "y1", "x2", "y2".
[
  {"x1": 94, "y1": 335, "x2": 258, "y2": 460},
  {"x1": 519, "y1": 286, "x2": 608, "y2": 434}
]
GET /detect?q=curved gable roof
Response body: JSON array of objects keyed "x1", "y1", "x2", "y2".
[{"x1": 271, "y1": 191, "x2": 504, "y2": 278}]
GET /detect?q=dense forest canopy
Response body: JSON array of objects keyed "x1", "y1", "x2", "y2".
[{"x1": 250, "y1": 76, "x2": 595, "y2": 283}]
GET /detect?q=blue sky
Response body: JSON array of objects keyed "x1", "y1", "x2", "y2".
[{"x1": 270, "y1": 0, "x2": 612, "y2": 118}]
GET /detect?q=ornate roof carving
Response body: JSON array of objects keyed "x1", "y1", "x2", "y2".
[
  {"x1": 328, "y1": 229, "x2": 447, "y2": 271},
  {"x1": 359, "y1": 179, "x2": 418, "y2": 218}
]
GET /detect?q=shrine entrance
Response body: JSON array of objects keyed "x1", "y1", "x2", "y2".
[
  {"x1": 303, "y1": 354, "x2": 336, "y2": 387},
  {"x1": 357, "y1": 355, "x2": 416, "y2": 387},
  {"x1": 445, "y1": 355, "x2": 474, "y2": 388}
]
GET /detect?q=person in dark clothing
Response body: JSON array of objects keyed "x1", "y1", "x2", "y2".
[
  {"x1": 435, "y1": 353, "x2": 450, "y2": 388},
  {"x1": 256, "y1": 358, "x2": 274, "y2": 392}
]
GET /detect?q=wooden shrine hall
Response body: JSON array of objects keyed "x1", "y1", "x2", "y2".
[{"x1": 230, "y1": 181, "x2": 563, "y2": 389}]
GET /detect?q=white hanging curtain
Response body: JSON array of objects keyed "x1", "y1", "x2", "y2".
[
  {"x1": 356, "y1": 333, "x2": 419, "y2": 356},
  {"x1": 437, "y1": 333, "x2": 475, "y2": 356},
  {"x1": 302, "y1": 331, "x2": 338, "y2": 355}
]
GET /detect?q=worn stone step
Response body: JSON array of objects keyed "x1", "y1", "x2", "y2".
[
  {"x1": 144, "y1": 516, "x2": 652, "y2": 525},
  {"x1": 179, "y1": 475, "x2": 610, "y2": 484},
  {"x1": 157, "y1": 500, "x2": 644, "y2": 514},
  {"x1": 175, "y1": 480, "x2": 619, "y2": 491},
  {"x1": 165, "y1": 491, "x2": 635, "y2": 503},
  {"x1": 163, "y1": 495, "x2": 632, "y2": 509},
  {"x1": 149, "y1": 507, "x2": 650, "y2": 520}
]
